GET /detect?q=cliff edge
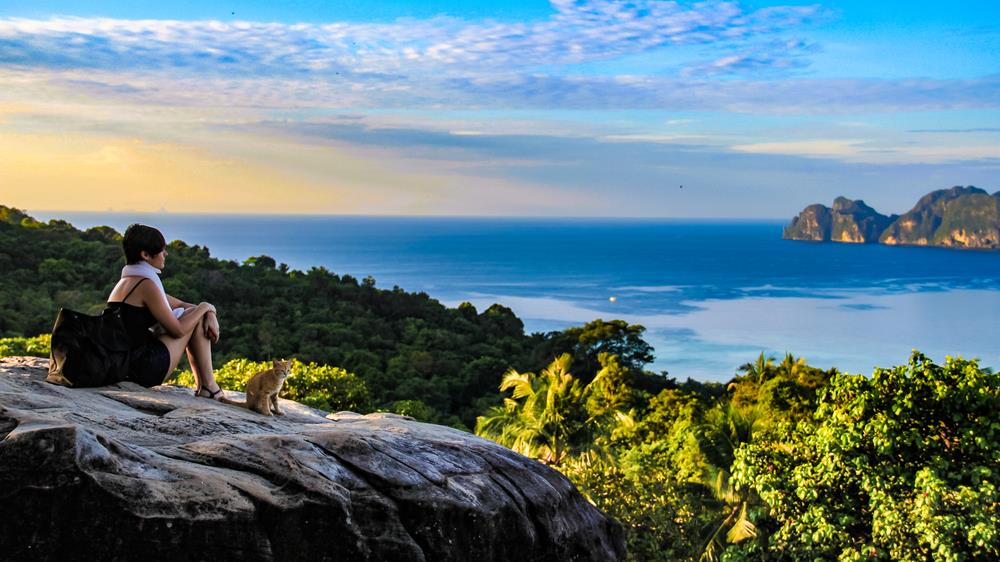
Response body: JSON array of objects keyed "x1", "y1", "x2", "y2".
[{"x1": 0, "y1": 357, "x2": 625, "y2": 562}]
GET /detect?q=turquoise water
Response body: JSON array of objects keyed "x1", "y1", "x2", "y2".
[{"x1": 34, "y1": 212, "x2": 1000, "y2": 381}]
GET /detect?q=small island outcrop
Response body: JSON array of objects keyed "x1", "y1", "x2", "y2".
[
  {"x1": 0, "y1": 357, "x2": 626, "y2": 562},
  {"x1": 784, "y1": 186, "x2": 1000, "y2": 250},
  {"x1": 879, "y1": 186, "x2": 1000, "y2": 248},
  {"x1": 782, "y1": 197, "x2": 894, "y2": 243}
]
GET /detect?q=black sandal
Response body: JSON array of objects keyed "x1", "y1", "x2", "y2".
[{"x1": 195, "y1": 386, "x2": 223, "y2": 400}]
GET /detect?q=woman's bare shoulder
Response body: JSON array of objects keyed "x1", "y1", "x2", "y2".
[{"x1": 108, "y1": 276, "x2": 149, "y2": 303}]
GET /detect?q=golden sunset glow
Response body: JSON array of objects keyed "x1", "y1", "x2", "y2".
[
  {"x1": 0, "y1": 128, "x2": 580, "y2": 215},
  {"x1": 0, "y1": 133, "x2": 349, "y2": 213}
]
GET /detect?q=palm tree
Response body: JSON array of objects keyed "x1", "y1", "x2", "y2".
[
  {"x1": 698, "y1": 402, "x2": 763, "y2": 561},
  {"x1": 738, "y1": 351, "x2": 775, "y2": 384},
  {"x1": 476, "y1": 354, "x2": 589, "y2": 466},
  {"x1": 777, "y1": 352, "x2": 808, "y2": 380},
  {"x1": 476, "y1": 353, "x2": 633, "y2": 466}
]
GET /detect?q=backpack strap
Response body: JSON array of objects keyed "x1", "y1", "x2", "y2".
[{"x1": 120, "y1": 278, "x2": 148, "y2": 302}]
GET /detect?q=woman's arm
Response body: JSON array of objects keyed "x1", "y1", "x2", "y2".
[{"x1": 145, "y1": 284, "x2": 215, "y2": 338}]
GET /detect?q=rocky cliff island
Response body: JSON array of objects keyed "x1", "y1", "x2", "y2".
[
  {"x1": 784, "y1": 186, "x2": 1000, "y2": 250},
  {"x1": 0, "y1": 357, "x2": 626, "y2": 562}
]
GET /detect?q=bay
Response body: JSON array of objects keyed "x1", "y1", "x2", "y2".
[{"x1": 33, "y1": 211, "x2": 1000, "y2": 381}]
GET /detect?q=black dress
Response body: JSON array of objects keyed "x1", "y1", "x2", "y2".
[{"x1": 107, "y1": 278, "x2": 171, "y2": 387}]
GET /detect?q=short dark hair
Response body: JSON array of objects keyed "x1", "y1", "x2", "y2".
[{"x1": 122, "y1": 224, "x2": 166, "y2": 265}]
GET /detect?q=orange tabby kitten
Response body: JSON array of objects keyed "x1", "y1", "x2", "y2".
[{"x1": 220, "y1": 359, "x2": 292, "y2": 416}]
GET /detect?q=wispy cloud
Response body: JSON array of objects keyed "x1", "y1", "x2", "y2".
[
  {"x1": 2, "y1": 2, "x2": 996, "y2": 115},
  {"x1": 732, "y1": 139, "x2": 867, "y2": 157},
  {"x1": 0, "y1": 2, "x2": 821, "y2": 75},
  {"x1": 432, "y1": 74, "x2": 1000, "y2": 113},
  {"x1": 681, "y1": 39, "x2": 818, "y2": 76},
  {"x1": 3, "y1": 93, "x2": 998, "y2": 216},
  {"x1": 0, "y1": 1, "x2": 832, "y2": 113},
  {"x1": 1, "y1": 1, "x2": 997, "y2": 219},
  {"x1": 909, "y1": 127, "x2": 1000, "y2": 133},
  {"x1": 227, "y1": 118, "x2": 1000, "y2": 212},
  {"x1": 2, "y1": 65, "x2": 997, "y2": 116}
]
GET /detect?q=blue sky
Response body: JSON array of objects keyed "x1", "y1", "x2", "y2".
[{"x1": 0, "y1": 1, "x2": 997, "y2": 216}]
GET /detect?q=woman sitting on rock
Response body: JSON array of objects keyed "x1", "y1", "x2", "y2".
[{"x1": 106, "y1": 224, "x2": 227, "y2": 400}]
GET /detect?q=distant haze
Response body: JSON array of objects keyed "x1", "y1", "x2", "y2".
[{"x1": 1, "y1": 0, "x2": 998, "y2": 217}]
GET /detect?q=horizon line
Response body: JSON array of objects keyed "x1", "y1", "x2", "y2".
[{"x1": 20, "y1": 206, "x2": 791, "y2": 223}]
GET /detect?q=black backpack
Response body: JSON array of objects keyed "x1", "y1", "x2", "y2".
[{"x1": 47, "y1": 307, "x2": 131, "y2": 387}]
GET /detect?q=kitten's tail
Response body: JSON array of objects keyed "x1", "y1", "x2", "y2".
[{"x1": 218, "y1": 397, "x2": 249, "y2": 408}]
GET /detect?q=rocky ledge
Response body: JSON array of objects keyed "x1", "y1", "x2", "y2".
[{"x1": 0, "y1": 357, "x2": 625, "y2": 562}]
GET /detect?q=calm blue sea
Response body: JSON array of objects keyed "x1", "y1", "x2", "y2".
[{"x1": 32, "y1": 212, "x2": 1000, "y2": 381}]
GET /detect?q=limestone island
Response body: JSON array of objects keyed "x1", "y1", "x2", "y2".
[{"x1": 783, "y1": 186, "x2": 1000, "y2": 250}]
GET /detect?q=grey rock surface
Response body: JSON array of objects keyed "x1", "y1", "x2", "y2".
[{"x1": 0, "y1": 357, "x2": 625, "y2": 562}]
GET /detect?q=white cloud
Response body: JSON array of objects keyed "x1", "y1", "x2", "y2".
[
  {"x1": 732, "y1": 139, "x2": 866, "y2": 156},
  {"x1": 2, "y1": 3, "x2": 994, "y2": 115},
  {"x1": 2, "y1": 62, "x2": 998, "y2": 118},
  {"x1": 733, "y1": 138, "x2": 1000, "y2": 164},
  {"x1": 681, "y1": 39, "x2": 818, "y2": 76},
  {"x1": 0, "y1": 2, "x2": 819, "y2": 79},
  {"x1": 602, "y1": 133, "x2": 703, "y2": 142}
]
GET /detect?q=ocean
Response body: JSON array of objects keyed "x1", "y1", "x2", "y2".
[{"x1": 31, "y1": 211, "x2": 1000, "y2": 381}]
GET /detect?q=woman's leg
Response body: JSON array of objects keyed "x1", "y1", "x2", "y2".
[
  {"x1": 157, "y1": 315, "x2": 222, "y2": 395},
  {"x1": 186, "y1": 317, "x2": 221, "y2": 393},
  {"x1": 159, "y1": 325, "x2": 198, "y2": 382}
]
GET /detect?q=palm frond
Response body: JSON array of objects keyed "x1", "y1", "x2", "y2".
[
  {"x1": 500, "y1": 368, "x2": 535, "y2": 399},
  {"x1": 725, "y1": 503, "x2": 757, "y2": 544}
]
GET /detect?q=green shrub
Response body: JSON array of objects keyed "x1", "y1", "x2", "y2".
[{"x1": 0, "y1": 334, "x2": 51, "y2": 358}]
